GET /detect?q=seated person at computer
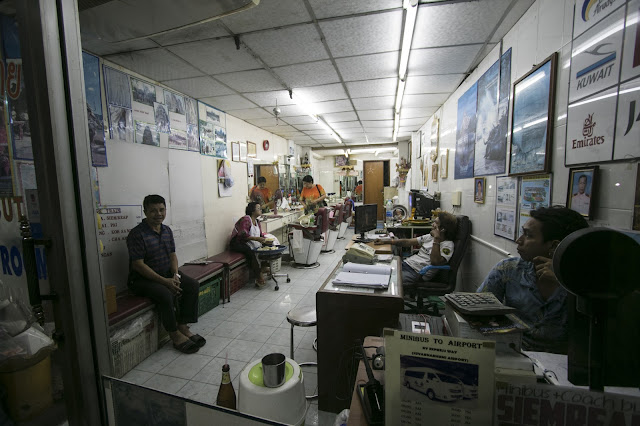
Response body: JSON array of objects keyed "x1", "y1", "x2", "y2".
[
  {"x1": 249, "y1": 176, "x2": 274, "y2": 211},
  {"x1": 230, "y1": 202, "x2": 267, "y2": 288},
  {"x1": 300, "y1": 174, "x2": 327, "y2": 214},
  {"x1": 375, "y1": 212, "x2": 458, "y2": 290},
  {"x1": 477, "y1": 206, "x2": 588, "y2": 353}
]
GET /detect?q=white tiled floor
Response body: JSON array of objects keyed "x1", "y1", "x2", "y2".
[{"x1": 121, "y1": 229, "x2": 354, "y2": 425}]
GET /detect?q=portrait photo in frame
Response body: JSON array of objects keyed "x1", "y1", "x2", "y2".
[
  {"x1": 432, "y1": 164, "x2": 438, "y2": 182},
  {"x1": 567, "y1": 166, "x2": 598, "y2": 219},
  {"x1": 474, "y1": 177, "x2": 486, "y2": 203},
  {"x1": 335, "y1": 155, "x2": 349, "y2": 167},
  {"x1": 247, "y1": 141, "x2": 257, "y2": 158},
  {"x1": 440, "y1": 149, "x2": 449, "y2": 179},
  {"x1": 239, "y1": 141, "x2": 247, "y2": 162},
  {"x1": 509, "y1": 52, "x2": 557, "y2": 176},
  {"x1": 231, "y1": 142, "x2": 240, "y2": 162}
]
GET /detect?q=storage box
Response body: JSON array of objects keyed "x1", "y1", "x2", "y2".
[
  {"x1": 229, "y1": 262, "x2": 250, "y2": 295},
  {"x1": 105, "y1": 285, "x2": 117, "y2": 315},
  {"x1": 198, "y1": 277, "x2": 221, "y2": 316},
  {"x1": 110, "y1": 310, "x2": 158, "y2": 378},
  {"x1": 269, "y1": 257, "x2": 281, "y2": 273}
]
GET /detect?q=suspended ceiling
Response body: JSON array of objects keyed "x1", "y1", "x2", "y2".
[{"x1": 80, "y1": 0, "x2": 535, "y2": 148}]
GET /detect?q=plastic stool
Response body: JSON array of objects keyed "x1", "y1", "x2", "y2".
[{"x1": 286, "y1": 306, "x2": 318, "y2": 400}]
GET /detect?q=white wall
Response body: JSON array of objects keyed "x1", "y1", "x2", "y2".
[{"x1": 409, "y1": 0, "x2": 639, "y2": 291}]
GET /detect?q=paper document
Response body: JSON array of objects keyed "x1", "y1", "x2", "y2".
[{"x1": 332, "y1": 262, "x2": 392, "y2": 288}]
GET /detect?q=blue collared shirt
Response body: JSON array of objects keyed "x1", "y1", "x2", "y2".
[
  {"x1": 477, "y1": 257, "x2": 568, "y2": 353},
  {"x1": 126, "y1": 219, "x2": 175, "y2": 280}
]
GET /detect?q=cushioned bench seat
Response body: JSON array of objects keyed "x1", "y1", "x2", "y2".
[
  {"x1": 179, "y1": 261, "x2": 224, "y2": 283},
  {"x1": 108, "y1": 293, "x2": 154, "y2": 327}
]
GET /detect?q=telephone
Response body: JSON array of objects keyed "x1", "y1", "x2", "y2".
[{"x1": 343, "y1": 242, "x2": 376, "y2": 265}]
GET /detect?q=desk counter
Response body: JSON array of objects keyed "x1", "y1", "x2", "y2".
[{"x1": 316, "y1": 258, "x2": 403, "y2": 414}]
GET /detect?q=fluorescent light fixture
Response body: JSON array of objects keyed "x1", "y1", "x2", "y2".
[
  {"x1": 318, "y1": 117, "x2": 343, "y2": 144},
  {"x1": 393, "y1": 112, "x2": 400, "y2": 142},
  {"x1": 395, "y1": 79, "x2": 406, "y2": 114},
  {"x1": 292, "y1": 93, "x2": 318, "y2": 120},
  {"x1": 399, "y1": 0, "x2": 418, "y2": 79},
  {"x1": 515, "y1": 72, "x2": 545, "y2": 94}
]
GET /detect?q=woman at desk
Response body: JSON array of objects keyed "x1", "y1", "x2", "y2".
[
  {"x1": 230, "y1": 202, "x2": 267, "y2": 288},
  {"x1": 300, "y1": 175, "x2": 327, "y2": 214}
]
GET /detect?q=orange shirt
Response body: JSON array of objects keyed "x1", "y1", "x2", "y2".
[
  {"x1": 355, "y1": 184, "x2": 363, "y2": 195},
  {"x1": 249, "y1": 186, "x2": 271, "y2": 204},
  {"x1": 300, "y1": 184, "x2": 325, "y2": 203}
]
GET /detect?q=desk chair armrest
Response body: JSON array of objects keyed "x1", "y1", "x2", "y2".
[{"x1": 418, "y1": 265, "x2": 450, "y2": 275}]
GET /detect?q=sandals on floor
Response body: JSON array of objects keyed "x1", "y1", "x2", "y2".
[
  {"x1": 189, "y1": 334, "x2": 206, "y2": 347},
  {"x1": 173, "y1": 339, "x2": 199, "y2": 354}
]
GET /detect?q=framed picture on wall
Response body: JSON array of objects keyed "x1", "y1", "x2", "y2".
[
  {"x1": 474, "y1": 177, "x2": 486, "y2": 203},
  {"x1": 239, "y1": 141, "x2": 248, "y2": 162},
  {"x1": 418, "y1": 130, "x2": 423, "y2": 158},
  {"x1": 440, "y1": 149, "x2": 449, "y2": 179},
  {"x1": 432, "y1": 164, "x2": 438, "y2": 182},
  {"x1": 509, "y1": 52, "x2": 557, "y2": 176},
  {"x1": 566, "y1": 166, "x2": 598, "y2": 219},
  {"x1": 231, "y1": 142, "x2": 240, "y2": 162},
  {"x1": 247, "y1": 141, "x2": 257, "y2": 158},
  {"x1": 335, "y1": 155, "x2": 349, "y2": 167},
  {"x1": 494, "y1": 176, "x2": 519, "y2": 240}
]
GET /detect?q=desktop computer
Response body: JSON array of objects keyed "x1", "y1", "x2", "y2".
[{"x1": 354, "y1": 204, "x2": 378, "y2": 241}]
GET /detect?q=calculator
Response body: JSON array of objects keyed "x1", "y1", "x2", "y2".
[{"x1": 444, "y1": 292, "x2": 516, "y2": 316}]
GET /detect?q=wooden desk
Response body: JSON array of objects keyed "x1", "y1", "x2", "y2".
[
  {"x1": 387, "y1": 224, "x2": 432, "y2": 239},
  {"x1": 345, "y1": 238, "x2": 393, "y2": 254},
  {"x1": 347, "y1": 336, "x2": 384, "y2": 426},
  {"x1": 316, "y1": 258, "x2": 403, "y2": 414}
]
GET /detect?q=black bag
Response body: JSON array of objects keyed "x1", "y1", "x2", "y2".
[{"x1": 316, "y1": 185, "x2": 328, "y2": 207}]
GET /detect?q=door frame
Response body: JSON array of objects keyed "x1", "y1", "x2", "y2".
[{"x1": 17, "y1": 0, "x2": 108, "y2": 423}]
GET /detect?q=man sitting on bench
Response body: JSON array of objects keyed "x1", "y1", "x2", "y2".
[{"x1": 127, "y1": 194, "x2": 205, "y2": 354}]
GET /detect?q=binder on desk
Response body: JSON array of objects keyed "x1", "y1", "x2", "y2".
[{"x1": 332, "y1": 262, "x2": 391, "y2": 288}]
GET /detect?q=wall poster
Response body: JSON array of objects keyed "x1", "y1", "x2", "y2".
[
  {"x1": 614, "y1": 77, "x2": 640, "y2": 160},
  {"x1": 621, "y1": 0, "x2": 640, "y2": 83},
  {"x1": 82, "y1": 52, "x2": 107, "y2": 167},
  {"x1": 494, "y1": 176, "x2": 518, "y2": 240},
  {"x1": 517, "y1": 174, "x2": 552, "y2": 238},
  {"x1": 198, "y1": 102, "x2": 226, "y2": 158},
  {"x1": 474, "y1": 59, "x2": 500, "y2": 176},
  {"x1": 454, "y1": 83, "x2": 477, "y2": 179}
]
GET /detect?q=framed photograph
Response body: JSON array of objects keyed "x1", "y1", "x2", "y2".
[
  {"x1": 432, "y1": 164, "x2": 438, "y2": 182},
  {"x1": 440, "y1": 149, "x2": 449, "y2": 179},
  {"x1": 418, "y1": 130, "x2": 423, "y2": 158},
  {"x1": 231, "y1": 142, "x2": 240, "y2": 162},
  {"x1": 567, "y1": 166, "x2": 598, "y2": 219},
  {"x1": 518, "y1": 174, "x2": 552, "y2": 238},
  {"x1": 239, "y1": 141, "x2": 248, "y2": 162},
  {"x1": 247, "y1": 141, "x2": 257, "y2": 158},
  {"x1": 474, "y1": 177, "x2": 486, "y2": 204},
  {"x1": 430, "y1": 117, "x2": 439, "y2": 161},
  {"x1": 509, "y1": 52, "x2": 557, "y2": 176},
  {"x1": 335, "y1": 155, "x2": 349, "y2": 167},
  {"x1": 494, "y1": 176, "x2": 519, "y2": 240}
]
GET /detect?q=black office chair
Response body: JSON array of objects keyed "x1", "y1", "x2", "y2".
[{"x1": 404, "y1": 215, "x2": 472, "y2": 314}]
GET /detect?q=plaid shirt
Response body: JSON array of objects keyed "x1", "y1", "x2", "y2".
[{"x1": 127, "y1": 219, "x2": 175, "y2": 279}]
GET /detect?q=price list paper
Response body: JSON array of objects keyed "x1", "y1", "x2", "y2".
[{"x1": 384, "y1": 329, "x2": 496, "y2": 425}]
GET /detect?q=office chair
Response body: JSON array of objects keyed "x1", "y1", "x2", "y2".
[
  {"x1": 322, "y1": 204, "x2": 343, "y2": 252},
  {"x1": 404, "y1": 215, "x2": 472, "y2": 314},
  {"x1": 288, "y1": 207, "x2": 329, "y2": 268}
]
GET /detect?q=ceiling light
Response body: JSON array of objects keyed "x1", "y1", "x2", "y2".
[
  {"x1": 393, "y1": 112, "x2": 400, "y2": 142},
  {"x1": 399, "y1": 0, "x2": 418, "y2": 80},
  {"x1": 395, "y1": 79, "x2": 406, "y2": 115},
  {"x1": 318, "y1": 118, "x2": 342, "y2": 144}
]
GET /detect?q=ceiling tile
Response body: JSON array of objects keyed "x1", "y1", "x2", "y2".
[
  {"x1": 305, "y1": 129, "x2": 333, "y2": 135},
  {"x1": 151, "y1": 20, "x2": 229, "y2": 46},
  {"x1": 243, "y1": 90, "x2": 296, "y2": 107},
  {"x1": 399, "y1": 126, "x2": 421, "y2": 133},
  {"x1": 199, "y1": 95, "x2": 257, "y2": 110},
  {"x1": 246, "y1": 117, "x2": 281, "y2": 127},
  {"x1": 273, "y1": 61, "x2": 341, "y2": 87},
  {"x1": 357, "y1": 109, "x2": 393, "y2": 120},
  {"x1": 82, "y1": 38, "x2": 157, "y2": 56},
  {"x1": 242, "y1": 24, "x2": 328, "y2": 67},
  {"x1": 491, "y1": 0, "x2": 536, "y2": 43},
  {"x1": 352, "y1": 96, "x2": 394, "y2": 110},
  {"x1": 362, "y1": 120, "x2": 393, "y2": 129},
  {"x1": 366, "y1": 129, "x2": 393, "y2": 137},
  {"x1": 470, "y1": 44, "x2": 498, "y2": 70},
  {"x1": 402, "y1": 93, "x2": 449, "y2": 108},
  {"x1": 346, "y1": 78, "x2": 398, "y2": 98},
  {"x1": 309, "y1": 100, "x2": 352, "y2": 114},
  {"x1": 330, "y1": 121, "x2": 362, "y2": 129},
  {"x1": 320, "y1": 10, "x2": 402, "y2": 58},
  {"x1": 221, "y1": 0, "x2": 311, "y2": 33},
  {"x1": 336, "y1": 51, "x2": 398, "y2": 81},
  {"x1": 104, "y1": 48, "x2": 204, "y2": 81},
  {"x1": 295, "y1": 84, "x2": 348, "y2": 103},
  {"x1": 215, "y1": 69, "x2": 284, "y2": 92},
  {"x1": 163, "y1": 76, "x2": 234, "y2": 98},
  {"x1": 281, "y1": 116, "x2": 318, "y2": 125},
  {"x1": 405, "y1": 74, "x2": 465, "y2": 94},
  {"x1": 294, "y1": 123, "x2": 326, "y2": 131},
  {"x1": 277, "y1": 104, "x2": 310, "y2": 117},
  {"x1": 262, "y1": 125, "x2": 296, "y2": 133},
  {"x1": 228, "y1": 108, "x2": 274, "y2": 120},
  {"x1": 168, "y1": 39, "x2": 261, "y2": 74},
  {"x1": 308, "y1": 0, "x2": 399, "y2": 19},
  {"x1": 413, "y1": 0, "x2": 510, "y2": 49},
  {"x1": 322, "y1": 111, "x2": 358, "y2": 123},
  {"x1": 400, "y1": 107, "x2": 438, "y2": 119},
  {"x1": 400, "y1": 117, "x2": 428, "y2": 127},
  {"x1": 409, "y1": 45, "x2": 483, "y2": 75}
]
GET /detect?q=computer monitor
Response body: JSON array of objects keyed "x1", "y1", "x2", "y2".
[
  {"x1": 409, "y1": 190, "x2": 440, "y2": 219},
  {"x1": 354, "y1": 204, "x2": 377, "y2": 240}
]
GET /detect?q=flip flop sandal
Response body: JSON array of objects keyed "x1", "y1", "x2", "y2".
[
  {"x1": 173, "y1": 339, "x2": 199, "y2": 354},
  {"x1": 189, "y1": 334, "x2": 206, "y2": 347}
]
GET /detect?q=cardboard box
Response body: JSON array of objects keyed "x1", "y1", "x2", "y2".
[{"x1": 105, "y1": 285, "x2": 117, "y2": 315}]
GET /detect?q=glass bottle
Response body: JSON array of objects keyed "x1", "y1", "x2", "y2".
[{"x1": 216, "y1": 364, "x2": 236, "y2": 410}]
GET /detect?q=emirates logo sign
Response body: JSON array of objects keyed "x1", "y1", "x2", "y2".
[
  {"x1": 572, "y1": 112, "x2": 605, "y2": 149},
  {"x1": 582, "y1": 113, "x2": 595, "y2": 137}
]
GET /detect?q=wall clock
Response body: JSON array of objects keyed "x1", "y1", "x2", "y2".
[{"x1": 263, "y1": 140, "x2": 270, "y2": 151}]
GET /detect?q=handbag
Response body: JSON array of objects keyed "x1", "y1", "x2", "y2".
[{"x1": 316, "y1": 185, "x2": 328, "y2": 207}]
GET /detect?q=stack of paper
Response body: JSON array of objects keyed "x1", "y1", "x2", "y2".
[{"x1": 332, "y1": 262, "x2": 391, "y2": 288}]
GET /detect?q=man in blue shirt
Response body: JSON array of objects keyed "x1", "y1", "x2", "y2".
[
  {"x1": 127, "y1": 194, "x2": 205, "y2": 354},
  {"x1": 478, "y1": 207, "x2": 588, "y2": 353}
]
